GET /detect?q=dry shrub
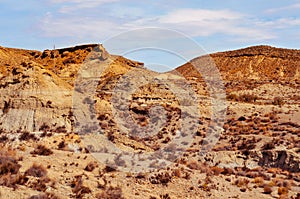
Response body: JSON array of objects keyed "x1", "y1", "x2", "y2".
[
  {"x1": 103, "y1": 165, "x2": 116, "y2": 173},
  {"x1": 57, "y1": 141, "x2": 66, "y2": 149},
  {"x1": 262, "y1": 141, "x2": 275, "y2": 150},
  {"x1": 239, "y1": 94, "x2": 258, "y2": 103},
  {"x1": 0, "y1": 173, "x2": 28, "y2": 188},
  {"x1": 253, "y1": 177, "x2": 264, "y2": 186},
  {"x1": 272, "y1": 97, "x2": 284, "y2": 106},
  {"x1": 0, "y1": 156, "x2": 21, "y2": 175},
  {"x1": 55, "y1": 126, "x2": 67, "y2": 133},
  {"x1": 245, "y1": 171, "x2": 260, "y2": 179},
  {"x1": 160, "y1": 194, "x2": 171, "y2": 199},
  {"x1": 29, "y1": 176, "x2": 52, "y2": 192},
  {"x1": 282, "y1": 180, "x2": 291, "y2": 189},
  {"x1": 221, "y1": 168, "x2": 234, "y2": 175},
  {"x1": 19, "y1": 131, "x2": 37, "y2": 141},
  {"x1": 210, "y1": 166, "x2": 224, "y2": 176},
  {"x1": 263, "y1": 184, "x2": 272, "y2": 194},
  {"x1": 71, "y1": 175, "x2": 91, "y2": 198},
  {"x1": 278, "y1": 187, "x2": 289, "y2": 196},
  {"x1": 227, "y1": 93, "x2": 258, "y2": 103},
  {"x1": 25, "y1": 163, "x2": 47, "y2": 178},
  {"x1": 0, "y1": 135, "x2": 8, "y2": 143},
  {"x1": 84, "y1": 161, "x2": 97, "y2": 172},
  {"x1": 235, "y1": 178, "x2": 249, "y2": 188},
  {"x1": 31, "y1": 145, "x2": 53, "y2": 156},
  {"x1": 227, "y1": 93, "x2": 238, "y2": 101},
  {"x1": 186, "y1": 161, "x2": 199, "y2": 170},
  {"x1": 186, "y1": 161, "x2": 205, "y2": 171},
  {"x1": 149, "y1": 172, "x2": 172, "y2": 185},
  {"x1": 96, "y1": 186, "x2": 125, "y2": 199},
  {"x1": 0, "y1": 147, "x2": 27, "y2": 188},
  {"x1": 28, "y1": 192, "x2": 59, "y2": 199},
  {"x1": 39, "y1": 123, "x2": 50, "y2": 132},
  {"x1": 135, "y1": 172, "x2": 146, "y2": 179},
  {"x1": 172, "y1": 168, "x2": 181, "y2": 178}
]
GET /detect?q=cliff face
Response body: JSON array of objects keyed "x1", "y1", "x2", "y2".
[
  {"x1": 0, "y1": 44, "x2": 143, "y2": 132},
  {"x1": 176, "y1": 45, "x2": 300, "y2": 81},
  {"x1": 0, "y1": 46, "x2": 72, "y2": 132}
]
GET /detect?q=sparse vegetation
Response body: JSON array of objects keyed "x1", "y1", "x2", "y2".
[
  {"x1": 39, "y1": 123, "x2": 50, "y2": 132},
  {"x1": 0, "y1": 146, "x2": 27, "y2": 188},
  {"x1": 149, "y1": 172, "x2": 172, "y2": 185},
  {"x1": 19, "y1": 131, "x2": 37, "y2": 141},
  {"x1": 30, "y1": 144, "x2": 53, "y2": 156},
  {"x1": 57, "y1": 140, "x2": 66, "y2": 149},
  {"x1": 71, "y1": 175, "x2": 91, "y2": 198},
  {"x1": 84, "y1": 161, "x2": 97, "y2": 172},
  {"x1": 263, "y1": 184, "x2": 272, "y2": 194},
  {"x1": 0, "y1": 135, "x2": 8, "y2": 143},
  {"x1": 0, "y1": 155, "x2": 21, "y2": 176},
  {"x1": 96, "y1": 186, "x2": 125, "y2": 199},
  {"x1": 272, "y1": 97, "x2": 284, "y2": 106},
  {"x1": 227, "y1": 93, "x2": 258, "y2": 103},
  {"x1": 28, "y1": 193, "x2": 60, "y2": 199},
  {"x1": 0, "y1": 44, "x2": 299, "y2": 198},
  {"x1": 262, "y1": 141, "x2": 275, "y2": 150},
  {"x1": 25, "y1": 163, "x2": 47, "y2": 178},
  {"x1": 29, "y1": 176, "x2": 53, "y2": 191},
  {"x1": 160, "y1": 194, "x2": 171, "y2": 199},
  {"x1": 278, "y1": 186, "x2": 289, "y2": 196}
]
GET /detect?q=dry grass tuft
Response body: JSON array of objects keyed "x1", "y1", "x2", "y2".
[
  {"x1": 0, "y1": 146, "x2": 27, "y2": 188},
  {"x1": 25, "y1": 163, "x2": 47, "y2": 178},
  {"x1": 30, "y1": 144, "x2": 53, "y2": 156},
  {"x1": 96, "y1": 186, "x2": 125, "y2": 199},
  {"x1": 84, "y1": 161, "x2": 97, "y2": 172},
  {"x1": 71, "y1": 175, "x2": 91, "y2": 198},
  {"x1": 28, "y1": 192, "x2": 60, "y2": 199},
  {"x1": 149, "y1": 172, "x2": 172, "y2": 185}
]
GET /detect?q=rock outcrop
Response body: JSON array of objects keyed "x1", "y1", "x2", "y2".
[{"x1": 0, "y1": 44, "x2": 143, "y2": 132}]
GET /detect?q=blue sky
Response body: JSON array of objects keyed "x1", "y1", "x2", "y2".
[{"x1": 1, "y1": 0, "x2": 300, "y2": 70}]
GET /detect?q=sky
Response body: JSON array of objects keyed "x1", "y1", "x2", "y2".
[{"x1": 1, "y1": 0, "x2": 300, "y2": 71}]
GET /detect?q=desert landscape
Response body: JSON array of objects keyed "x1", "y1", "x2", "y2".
[{"x1": 0, "y1": 44, "x2": 299, "y2": 199}]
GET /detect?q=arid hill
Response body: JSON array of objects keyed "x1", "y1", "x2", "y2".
[
  {"x1": 0, "y1": 44, "x2": 299, "y2": 199},
  {"x1": 0, "y1": 44, "x2": 143, "y2": 132},
  {"x1": 177, "y1": 45, "x2": 300, "y2": 81}
]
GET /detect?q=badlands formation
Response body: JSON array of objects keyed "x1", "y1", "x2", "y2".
[{"x1": 0, "y1": 44, "x2": 299, "y2": 198}]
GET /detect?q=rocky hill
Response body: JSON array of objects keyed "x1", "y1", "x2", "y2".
[
  {"x1": 0, "y1": 44, "x2": 299, "y2": 199},
  {"x1": 176, "y1": 45, "x2": 300, "y2": 81},
  {"x1": 0, "y1": 44, "x2": 143, "y2": 133}
]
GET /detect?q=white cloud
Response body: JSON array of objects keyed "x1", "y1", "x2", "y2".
[
  {"x1": 49, "y1": 0, "x2": 120, "y2": 13},
  {"x1": 159, "y1": 9, "x2": 242, "y2": 24},
  {"x1": 124, "y1": 9, "x2": 274, "y2": 40},
  {"x1": 266, "y1": 3, "x2": 300, "y2": 13},
  {"x1": 256, "y1": 18, "x2": 300, "y2": 29},
  {"x1": 39, "y1": 8, "x2": 278, "y2": 43}
]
